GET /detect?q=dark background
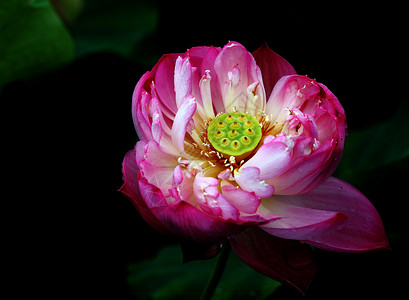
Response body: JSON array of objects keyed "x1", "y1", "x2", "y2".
[{"x1": 4, "y1": 1, "x2": 408, "y2": 299}]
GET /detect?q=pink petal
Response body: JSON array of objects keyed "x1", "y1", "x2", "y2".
[
  {"x1": 200, "y1": 46, "x2": 221, "y2": 75},
  {"x1": 221, "y1": 181, "x2": 260, "y2": 214},
  {"x1": 234, "y1": 167, "x2": 274, "y2": 198},
  {"x1": 142, "y1": 141, "x2": 178, "y2": 169},
  {"x1": 187, "y1": 46, "x2": 212, "y2": 71},
  {"x1": 193, "y1": 174, "x2": 240, "y2": 221},
  {"x1": 148, "y1": 98, "x2": 181, "y2": 156},
  {"x1": 172, "y1": 164, "x2": 183, "y2": 186},
  {"x1": 131, "y1": 71, "x2": 151, "y2": 135},
  {"x1": 266, "y1": 75, "x2": 321, "y2": 123},
  {"x1": 252, "y1": 43, "x2": 296, "y2": 99},
  {"x1": 151, "y1": 109, "x2": 162, "y2": 143},
  {"x1": 291, "y1": 108, "x2": 319, "y2": 139},
  {"x1": 171, "y1": 95, "x2": 197, "y2": 155},
  {"x1": 135, "y1": 165, "x2": 241, "y2": 244},
  {"x1": 190, "y1": 66, "x2": 204, "y2": 116},
  {"x1": 214, "y1": 41, "x2": 259, "y2": 112},
  {"x1": 260, "y1": 196, "x2": 348, "y2": 240},
  {"x1": 241, "y1": 140, "x2": 291, "y2": 181},
  {"x1": 317, "y1": 82, "x2": 345, "y2": 117},
  {"x1": 138, "y1": 142, "x2": 179, "y2": 196},
  {"x1": 139, "y1": 161, "x2": 174, "y2": 196},
  {"x1": 146, "y1": 190, "x2": 241, "y2": 243},
  {"x1": 268, "y1": 139, "x2": 334, "y2": 195},
  {"x1": 174, "y1": 56, "x2": 193, "y2": 108},
  {"x1": 217, "y1": 168, "x2": 233, "y2": 181},
  {"x1": 134, "y1": 93, "x2": 153, "y2": 141},
  {"x1": 119, "y1": 150, "x2": 171, "y2": 236},
  {"x1": 208, "y1": 187, "x2": 240, "y2": 221},
  {"x1": 245, "y1": 80, "x2": 266, "y2": 115},
  {"x1": 199, "y1": 71, "x2": 215, "y2": 119},
  {"x1": 168, "y1": 165, "x2": 183, "y2": 203},
  {"x1": 134, "y1": 140, "x2": 147, "y2": 166},
  {"x1": 149, "y1": 97, "x2": 173, "y2": 137},
  {"x1": 235, "y1": 213, "x2": 277, "y2": 224},
  {"x1": 154, "y1": 55, "x2": 178, "y2": 116},
  {"x1": 193, "y1": 175, "x2": 221, "y2": 215},
  {"x1": 296, "y1": 177, "x2": 389, "y2": 252},
  {"x1": 230, "y1": 227, "x2": 316, "y2": 294},
  {"x1": 200, "y1": 46, "x2": 224, "y2": 114}
]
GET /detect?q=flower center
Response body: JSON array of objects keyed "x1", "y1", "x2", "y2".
[{"x1": 207, "y1": 112, "x2": 262, "y2": 157}]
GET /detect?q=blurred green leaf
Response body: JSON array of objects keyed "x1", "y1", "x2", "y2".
[
  {"x1": 127, "y1": 245, "x2": 281, "y2": 300},
  {"x1": 71, "y1": 0, "x2": 158, "y2": 66},
  {"x1": 335, "y1": 103, "x2": 409, "y2": 182},
  {"x1": 0, "y1": 0, "x2": 74, "y2": 89}
]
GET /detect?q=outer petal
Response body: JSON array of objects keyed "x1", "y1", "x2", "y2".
[
  {"x1": 230, "y1": 227, "x2": 316, "y2": 295},
  {"x1": 186, "y1": 46, "x2": 211, "y2": 71},
  {"x1": 200, "y1": 46, "x2": 221, "y2": 75},
  {"x1": 298, "y1": 177, "x2": 389, "y2": 252},
  {"x1": 149, "y1": 203, "x2": 239, "y2": 243},
  {"x1": 134, "y1": 92, "x2": 153, "y2": 141},
  {"x1": 260, "y1": 196, "x2": 348, "y2": 240},
  {"x1": 153, "y1": 55, "x2": 179, "y2": 117},
  {"x1": 145, "y1": 188, "x2": 241, "y2": 243},
  {"x1": 142, "y1": 141, "x2": 178, "y2": 169},
  {"x1": 131, "y1": 71, "x2": 151, "y2": 136},
  {"x1": 125, "y1": 150, "x2": 242, "y2": 243},
  {"x1": 252, "y1": 43, "x2": 296, "y2": 99},
  {"x1": 119, "y1": 150, "x2": 171, "y2": 235},
  {"x1": 130, "y1": 150, "x2": 243, "y2": 244},
  {"x1": 138, "y1": 141, "x2": 178, "y2": 195}
]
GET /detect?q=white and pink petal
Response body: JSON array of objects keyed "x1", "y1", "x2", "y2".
[
  {"x1": 193, "y1": 174, "x2": 239, "y2": 221},
  {"x1": 214, "y1": 41, "x2": 260, "y2": 112},
  {"x1": 221, "y1": 181, "x2": 260, "y2": 214},
  {"x1": 241, "y1": 140, "x2": 292, "y2": 181},
  {"x1": 174, "y1": 56, "x2": 193, "y2": 109},
  {"x1": 234, "y1": 167, "x2": 275, "y2": 198},
  {"x1": 171, "y1": 95, "x2": 197, "y2": 155}
]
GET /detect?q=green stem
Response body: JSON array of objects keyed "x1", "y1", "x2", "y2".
[{"x1": 199, "y1": 242, "x2": 231, "y2": 300}]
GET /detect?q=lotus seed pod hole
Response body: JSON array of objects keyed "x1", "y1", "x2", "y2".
[{"x1": 207, "y1": 112, "x2": 262, "y2": 157}]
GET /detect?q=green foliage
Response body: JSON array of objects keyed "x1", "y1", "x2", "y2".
[
  {"x1": 71, "y1": 0, "x2": 158, "y2": 67},
  {"x1": 334, "y1": 103, "x2": 409, "y2": 186},
  {"x1": 0, "y1": 0, "x2": 74, "y2": 89},
  {"x1": 127, "y1": 245, "x2": 281, "y2": 300}
]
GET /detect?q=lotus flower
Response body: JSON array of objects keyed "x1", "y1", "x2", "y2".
[{"x1": 120, "y1": 41, "x2": 388, "y2": 293}]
